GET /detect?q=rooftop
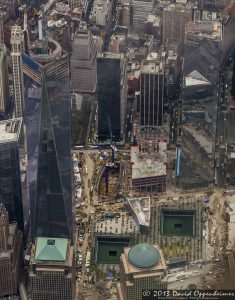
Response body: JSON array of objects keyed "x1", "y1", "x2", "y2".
[
  {"x1": 128, "y1": 243, "x2": 161, "y2": 268},
  {"x1": 0, "y1": 118, "x2": 23, "y2": 144},
  {"x1": 185, "y1": 21, "x2": 222, "y2": 41},
  {"x1": 127, "y1": 196, "x2": 151, "y2": 227},
  {"x1": 185, "y1": 69, "x2": 211, "y2": 86},
  {"x1": 97, "y1": 52, "x2": 123, "y2": 60},
  {"x1": 131, "y1": 141, "x2": 167, "y2": 179},
  {"x1": 35, "y1": 237, "x2": 68, "y2": 261}
]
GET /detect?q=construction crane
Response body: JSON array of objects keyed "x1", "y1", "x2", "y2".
[{"x1": 105, "y1": 144, "x2": 117, "y2": 193}]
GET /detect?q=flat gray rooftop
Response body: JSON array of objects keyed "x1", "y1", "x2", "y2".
[{"x1": 0, "y1": 118, "x2": 22, "y2": 144}]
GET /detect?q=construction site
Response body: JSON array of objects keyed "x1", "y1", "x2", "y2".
[
  {"x1": 95, "y1": 145, "x2": 122, "y2": 198},
  {"x1": 130, "y1": 140, "x2": 167, "y2": 194}
]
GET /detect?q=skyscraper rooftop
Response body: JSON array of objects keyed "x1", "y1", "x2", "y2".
[
  {"x1": 35, "y1": 237, "x2": 68, "y2": 261},
  {"x1": 0, "y1": 118, "x2": 23, "y2": 144}
]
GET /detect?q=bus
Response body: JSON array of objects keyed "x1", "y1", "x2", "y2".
[{"x1": 73, "y1": 145, "x2": 84, "y2": 150}]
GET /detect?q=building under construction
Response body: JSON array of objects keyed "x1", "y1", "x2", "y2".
[{"x1": 131, "y1": 140, "x2": 167, "y2": 194}]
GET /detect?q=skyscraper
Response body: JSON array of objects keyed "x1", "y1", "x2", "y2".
[
  {"x1": 0, "y1": 43, "x2": 10, "y2": 118},
  {"x1": 162, "y1": 4, "x2": 192, "y2": 44},
  {"x1": 22, "y1": 39, "x2": 73, "y2": 240},
  {"x1": 139, "y1": 54, "x2": 166, "y2": 129},
  {"x1": 97, "y1": 53, "x2": 127, "y2": 142},
  {"x1": 180, "y1": 20, "x2": 221, "y2": 188},
  {"x1": 71, "y1": 21, "x2": 97, "y2": 93},
  {"x1": 117, "y1": 243, "x2": 167, "y2": 300},
  {"x1": 0, "y1": 203, "x2": 23, "y2": 298},
  {"x1": 25, "y1": 0, "x2": 47, "y2": 9},
  {"x1": 0, "y1": 12, "x2": 4, "y2": 44},
  {"x1": 69, "y1": 0, "x2": 81, "y2": 10},
  {"x1": 0, "y1": 118, "x2": 25, "y2": 232},
  {"x1": 11, "y1": 25, "x2": 24, "y2": 118},
  {"x1": 132, "y1": 0, "x2": 153, "y2": 33},
  {"x1": 198, "y1": 0, "x2": 230, "y2": 11},
  {"x1": 29, "y1": 237, "x2": 75, "y2": 300}
]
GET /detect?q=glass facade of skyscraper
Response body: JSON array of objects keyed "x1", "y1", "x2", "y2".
[
  {"x1": 97, "y1": 56, "x2": 121, "y2": 141},
  {"x1": 0, "y1": 118, "x2": 24, "y2": 232},
  {"x1": 22, "y1": 51, "x2": 72, "y2": 240}
]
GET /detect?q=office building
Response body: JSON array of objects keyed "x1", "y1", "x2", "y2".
[
  {"x1": 180, "y1": 20, "x2": 222, "y2": 188},
  {"x1": 0, "y1": 118, "x2": 25, "y2": 232},
  {"x1": 97, "y1": 53, "x2": 127, "y2": 141},
  {"x1": 132, "y1": 0, "x2": 153, "y2": 33},
  {"x1": 145, "y1": 14, "x2": 162, "y2": 40},
  {"x1": 117, "y1": 243, "x2": 167, "y2": 300},
  {"x1": 162, "y1": 4, "x2": 192, "y2": 44},
  {"x1": 22, "y1": 38, "x2": 73, "y2": 240},
  {"x1": 198, "y1": 0, "x2": 230, "y2": 11},
  {"x1": 69, "y1": 0, "x2": 80, "y2": 10},
  {"x1": 139, "y1": 53, "x2": 166, "y2": 129},
  {"x1": 25, "y1": 0, "x2": 47, "y2": 9},
  {"x1": 71, "y1": 21, "x2": 97, "y2": 93},
  {"x1": 0, "y1": 203, "x2": 23, "y2": 298},
  {"x1": 0, "y1": 43, "x2": 10, "y2": 117},
  {"x1": 11, "y1": 25, "x2": 24, "y2": 118},
  {"x1": 0, "y1": 12, "x2": 4, "y2": 44},
  {"x1": 29, "y1": 237, "x2": 75, "y2": 300}
]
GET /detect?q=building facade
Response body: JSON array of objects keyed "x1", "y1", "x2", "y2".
[
  {"x1": 11, "y1": 25, "x2": 24, "y2": 118},
  {"x1": 162, "y1": 4, "x2": 192, "y2": 44},
  {"x1": 22, "y1": 39, "x2": 73, "y2": 240},
  {"x1": 97, "y1": 53, "x2": 127, "y2": 142},
  {"x1": 132, "y1": 0, "x2": 153, "y2": 33},
  {"x1": 0, "y1": 12, "x2": 4, "y2": 44},
  {"x1": 29, "y1": 237, "x2": 75, "y2": 300},
  {"x1": 71, "y1": 21, "x2": 97, "y2": 93},
  {"x1": 179, "y1": 20, "x2": 222, "y2": 188},
  {"x1": 117, "y1": 243, "x2": 167, "y2": 300},
  {"x1": 139, "y1": 55, "x2": 166, "y2": 129},
  {"x1": 0, "y1": 43, "x2": 10, "y2": 117},
  {"x1": 198, "y1": 0, "x2": 230, "y2": 11},
  {"x1": 0, "y1": 118, "x2": 25, "y2": 232},
  {"x1": 0, "y1": 203, "x2": 23, "y2": 298}
]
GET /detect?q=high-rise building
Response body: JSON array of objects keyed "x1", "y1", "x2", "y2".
[
  {"x1": 198, "y1": 0, "x2": 230, "y2": 11},
  {"x1": 0, "y1": 12, "x2": 5, "y2": 44},
  {"x1": 117, "y1": 243, "x2": 167, "y2": 300},
  {"x1": 179, "y1": 20, "x2": 222, "y2": 188},
  {"x1": 162, "y1": 4, "x2": 192, "y2": 44},
  {"x1": 0, "y1": 203, "x2": 23, "y2": 298},
  {"x1": 69, "y1": 0, "x2": 80, "y2": 10},
  {"x1": 0, "y1": 118, "x2": 25, "y2": 232},
  {"x1": 139, "y1": 54, "x2": 166, "y2": 129},
  {"x1": 0, "y1": 0, "x2": 18, "y2": 18},
  {"x1": 29, "y1": 237, "x2": 75, "y2": 300},
  {"x1": 71, "y1": 21, "x2": 97, "y2": 93},
  {"x1": 22, "y1": 39, "x2": 73, "y2": 240},
  {"x1": 0, "y1": 43, "x2": 10, "y2": 117},
  {"x1": 11, "y1": 25, "x2": 24, "y2": 118},
  {"x1": 132, "y1": 0, "x2": 153, "y2": 33},
  {"x1": 25, "y1": 0, "x2": 47, "y2": 9},
  {"x1": 97, "y1": 53, "x2": 127, "y2": 142}
]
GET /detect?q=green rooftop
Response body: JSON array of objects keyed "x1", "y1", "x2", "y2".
[{"x1": 35, "y1": 237, "x2": 68, "y2": 261}]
